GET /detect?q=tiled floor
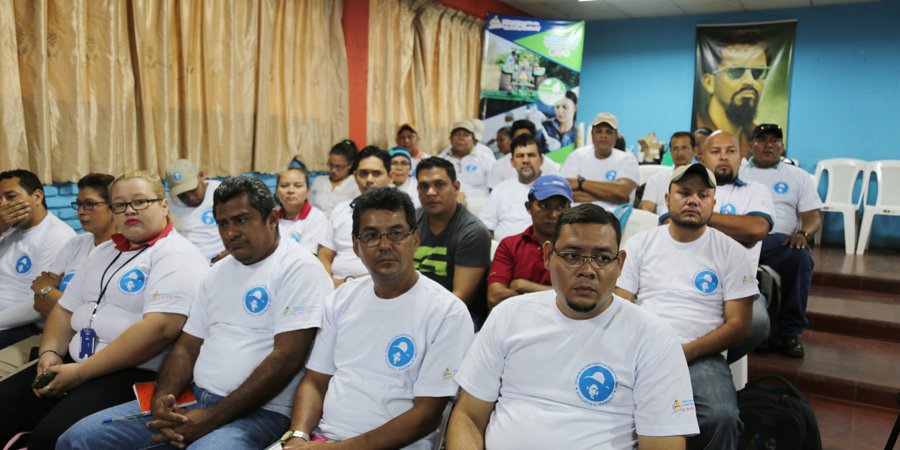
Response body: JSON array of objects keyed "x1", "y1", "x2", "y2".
[{"x1": 810, "y1": 394, "x2": 899, "y2": 450}]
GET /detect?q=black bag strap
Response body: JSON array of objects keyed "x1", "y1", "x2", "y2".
[{"x1": 744, "y1": 374, "x2": 805, "y2": 400}]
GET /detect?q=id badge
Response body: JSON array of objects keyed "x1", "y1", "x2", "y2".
[{"x1": 79, "y1": 328, "x2": 97, "y2": 358}]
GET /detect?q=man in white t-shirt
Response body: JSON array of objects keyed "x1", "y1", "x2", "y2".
[
  {"x1": 487, "y1": 120, "x2": 560, "y2": 189},
  {"x1": 479, "y1": 135, "x2": 545, "y2": 241},
  {"x1": 281, "y1": 187, "x2": 474, "y2": 449},
  {"x1": 0, "y1": 169, "x2": 75, "y2": 348},
  {"x1": 58, "y1": 176, "x2": 333, "y2": 449},
  {"x1": 617, "y1": 163, "x2": 758, "y2": 450},
  {"x1": 319, "y1": 147, "x2": 394, "y2": 287},
  {"x1": 164, "y1": 159, "x2": 225, "y2": 261},
  {"x1": 640, "y1": 131, "x2": 696, "y2": 214},
  {"x1": 447, "y1": 204, "x2": 698, "y2": 450},
  {"x1": 741, "y1": 124, "x2": 823, "y2": 357},
  {"x1": 561, "y1": 112, "x2": 639, "y2": 210},
  {"x1": 437, "y1": 121, "x2": 495, "y2": 200}
]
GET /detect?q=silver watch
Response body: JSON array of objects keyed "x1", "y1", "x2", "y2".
[
  {"x1": 38, "y1": 286, "x2": 53, "y2": 299},
  {"x1": 280, "y1": 430, "x2": 310, "y2": 443}
]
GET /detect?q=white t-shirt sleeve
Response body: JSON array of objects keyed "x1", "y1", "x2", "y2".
[
  {"x1": 454, "y1": 308, "x2": 507, "y2": 402},
  {"x1": 633, "y1": 324, "x2": 699, "y2": 436},
  {"x1": 297, "y1": 208, "x2": 329, "y2": 255},
  {"x1": 321, "y1": 219, "x2": 337, "y2": 252},
  {"x1": 182, "y1": 281, "x2": 211, "y2": 339},
  {"x1": 143, "y1": 246, "x2": 208, "y2": 316},
  {"x1": 413, "y1": 305, "x2": 474, "y2": 398},
  {"x1": 560, "y1": 152, "x2": 579, "y2": 178},
  {"x1": 746, "y1": 182, "x2": 776, "y2": 230},
  {"x1": 618, "y1": 153, "x2": 640, "y2": 184},
  {"x1": 305, "y1": 290, "x2": 340, "y2": 376},
  {"x1": 272, "y1": 256, "x2": 329, "y2": 334},
  {"x1": 796, "y1": 171, "x2": 824, "y2": 213},
  {"x1": 722, "y1": 242, "x2": 759, "y2": 301}
]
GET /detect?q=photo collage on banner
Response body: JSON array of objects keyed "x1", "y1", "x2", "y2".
[
  {"x1": 692, "y1": 20, "x2": 797, "y2": 158},
  {"x1": 479, "y1": 14, "x2": 585, "y2": 164}
]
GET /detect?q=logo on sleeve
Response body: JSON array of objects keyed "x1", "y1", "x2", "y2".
[
  {"x1": 720, "y1": 203, "x2": 737, "y2": 214},
  {"x1": 243, "y1": 286, "x2": 270, "y2": 315},
  {"x1": 693, "y1": 270, "x2": 720, "y2": 294},
  {"x1": 385, "y1": 335, "x2": 416, "y2": 371},
  {"x1": 773, "y1": 182, "x2": 790, "y2": 194},
  {"x1": 604, "y1": 170, "x2": 617, "y2": 181},
  {"x1": 59, "y1": 272, "x2": 75, "y2": 292},
  {"x1": 118, "y1": 268, "x2": 147, "y2": 294},
  {"x1": 576, "y1": 363, "x2": 617, "y2": 406},
  {"x1": 201, "y1": 209, "x2": 215, "y2": 225},
  {"x1": 15, "y1": 255, "x2": 32, "y2": 275},
  {"x1": 673, "y1": 399, "x2": 696, "y2": 414}
]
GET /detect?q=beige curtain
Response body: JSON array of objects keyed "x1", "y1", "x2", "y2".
[
  {"x1": 0, "y1": 0, "x2": 347, "y2": 182},
  {"x1": 367, "y1": 0, "x2": 482, "y2": 154}
]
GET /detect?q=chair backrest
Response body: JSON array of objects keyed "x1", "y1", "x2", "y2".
[
  {"x1": 490, "y1": 239, "x2": 500, "y2": 261},
  {"x1": 867, "y1": 160, "x2": 900, "y2": 208},
  {"x1": 621, "y1": 208, "x2": 659, "y2": 245},
  {"x1": 638, "y1": 165, "x2": 670, "y2": 185},
  {"x1": 813, "y1": 158, "x2": 869, "y2": 206}
]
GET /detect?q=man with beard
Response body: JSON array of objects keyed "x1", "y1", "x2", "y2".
[
  {"x1": 617, "y1": 163, "x2": 758, "y2": 450},
  {"x1": 479, "y1": 135, "x2": 545, "y2": 242},
  {"x1": 487, "y1": 120, "x2": 560, "y2": 189},
  {"x1": 696, "y1": 31, "x2": 770, "y2": 158},
  {"x1": 165, "y1": 160, "x2": 225, "y2": 262}
]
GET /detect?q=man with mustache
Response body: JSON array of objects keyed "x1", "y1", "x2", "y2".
[
  {"x1": 280, "y1": 188, "x2": 473, "y2": 450},
  {"x1": 617, "y1": 163, "x2": 759, "y2": 450},
  {"x1": 696, "y1": 31, "x2": 770, "y2": 158},
  {"x1": 447, "y1": 205, "x2": 697, "y2": 450},
  {"x1": 164, "y1": 160, "x2": 226, "y2": 262},
  {"x1": 479, "y1": 135, "x2": 545, "y2": 242}
]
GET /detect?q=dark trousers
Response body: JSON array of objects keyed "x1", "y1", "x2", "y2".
[
  {"x1": 0, "y1": 323, "x2": 41, "y2": 349},
  {"x1": 0, "y1": 356, "x2": 155, "y2": 450},
  {"x1": 760, "y1": 233, "x2": 814, "y2": 337}
]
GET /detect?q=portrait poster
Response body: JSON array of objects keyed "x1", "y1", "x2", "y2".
[
  {"x1": 479, "y1": 14, "x2": 585, "y2": 163},
  {"x1": 692, "y1": 20, "x2": 796, "y2": 157}
]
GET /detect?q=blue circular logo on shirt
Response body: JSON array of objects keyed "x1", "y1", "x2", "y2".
[
  {"x1": 604, "y1": 170, "x2": 617, "y2": 181},
  {"x1": 173, "y1": 172, "x2": 182, "y2": 181},
  {"x1": 576, "y1": 363, "x2": 617, "y2": 406},
  {"x1": 465, "y1": 164, "x2": 478, "y2": 172},
  {"x1": 386, "y1": 335, "x2": 416, "y2": 370},
  {"x1": 15, "y1": 255, "x2": 32, "y2": 275},
  {"x1": 118, "y1": 268, "x2": 147, "y2": 294},
  {"x1": 59, "y1": 272, "x2": 75, "y2": 292},
  {"x1": 693, "y1": 270, "x2": 720, "y2": 294},
  {"x1": 720, "y1": 203, "x2": 737, "y2": 214},
  {"x1": 201, "y1": 209, "x2": 215, "y2": 225},
  {"x1": 773, "y1": 182, "x2": 790, "y2": 195},
  {"x1": 244, "y1": 286, "x2": 270, "y2": 315},
  {"x1": 290, "y1": 233, "x2": 301, "y2": 244}
]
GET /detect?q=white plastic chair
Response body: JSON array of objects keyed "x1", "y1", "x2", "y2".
[
  {"x1": 812, "y1": 158, "x2": 869, "y2": 254},
  {"x1": 620, "y1": 209, "x2": 659, "y2": 246},
  {"x1": 638, "y1": 165, "x2": 670, "y2": 186},
  {"x1": 730, "y1": 355, "x2": 748, "y2": 390},
  {"x1": 855, "y1": 160, "x2": 900, "y2": 254}
]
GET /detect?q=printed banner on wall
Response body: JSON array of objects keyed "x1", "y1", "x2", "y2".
[
  {"x1": 692, "y1": 20, "x2": 797, "y2": 157},
  {"x1": 479, "y1": 14, "x2": 585, "y2": 163}
]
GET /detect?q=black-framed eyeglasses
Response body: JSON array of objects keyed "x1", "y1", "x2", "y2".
[
  {"x1": 109, "y1": 198, "x2": 163, "y2": 214},
  {"x1": 70, "y1": 200, "x2": 108, "y2": 211},
  {"x1": 355, "y1": 229, "x2": 415, "y2": 248},
  {"x1": 552, "y1": 248, "x2": 620, "y2": 269},
  {"x1": 715, "y1": 66, "x2": 770, "y2": 81}
]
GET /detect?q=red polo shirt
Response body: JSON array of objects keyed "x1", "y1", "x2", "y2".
[{"x1": 488, "y1": 226, "x2": 551, "y2": 287}]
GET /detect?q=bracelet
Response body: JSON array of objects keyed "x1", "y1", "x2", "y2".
[{"x1": 39, "y1": 349, "x2": 62, "y2": 358}]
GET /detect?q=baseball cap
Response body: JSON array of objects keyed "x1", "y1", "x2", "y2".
[
  {"x1": 669, "y1": 162, "x2": 716, "y2": 189},
  {"x1": 388, "y1": 147, "x2": 412, "y2": 161},
  {"x1": 591, "y1": 112, "x2": 618, "y2": 130},
  {"x1": 397, "y1": 123, "x2": 417, "y2": 136},
  {"x1": 753, "y1": 124, "x2": 783, "y2": 140},
  {"x1": 451, "y1": 120, "x2": 476, "y2": 137},
  {"x1": 165, "y1": 159, "x2": 200, "y2": 197},
  {"x1": 529, "y1": 174, "x2": 574, "y2": 203}
]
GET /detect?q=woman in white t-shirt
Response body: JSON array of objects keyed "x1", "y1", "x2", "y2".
[
  {"x1": 310, "y1": 140, "x2": 361, "y2": 217},
  {"x1": 275, "y1": 168, "x2": 328, "y2": 255},
  {"x1": 0, "y1": 171, "x2": 209, "y2": 449}
]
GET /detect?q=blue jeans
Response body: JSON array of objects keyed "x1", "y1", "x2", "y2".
[
  {"x1": 760, "y1": 233, "x2": 814, "y2": 337},
  {"x1": 57, "y1": 385, "x2": 290, "y2": 450},
  {"x1": 687, "y1": 355, "x2": 741, "y2": 450},
  {"x1": 727, "y1": 295, "x2": 770, "y2": 363}
]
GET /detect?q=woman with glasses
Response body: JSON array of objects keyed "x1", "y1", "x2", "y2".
[
  {"x1": 0, "y1": 171, "x2": 210, "y2": 450},
  {"x1": 275, "y1": 167, "x2": 328, "y2": 255},
  {"x1": 310, "y1": 140, "x2": 361, "y2": 217}
]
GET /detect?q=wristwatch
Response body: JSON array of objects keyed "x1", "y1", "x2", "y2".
[
  {"x1": 279, "y1": 430, "x2": 310, "y2": 444},
  {"x1": 38, "y1": 286, "x2": 53, "y2": 299},
  {"x1": 796, "y1": 231, "x2": 809, "y2": 239},
  {"x1": 576, "y1": 175, "x2": 585, "y2": 191}
]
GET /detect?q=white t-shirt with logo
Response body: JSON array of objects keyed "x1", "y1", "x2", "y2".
[
  {"x1": 487, "y1": 153, "x2": 561, "y2": 189},
  {"x1": 58, "y1": 229, "x2": 208, "y2": 370},
  {"x1": 641, "y1": 167, "x2": 674, "y2": 214},
  {"x1": 478, "y1": 178, "x2": 533, "y2": 242},
  {"x1": 311, "y1": 175, "x2": 361, "y2": 219},
  {"x1": 561, "y1": 147, "x2": 640, "y2": 210},
  {"x1": 455, "y1": 291, "x2": 697, "y2": 449},
  {"x1": 49, "y1": 233, "x2": 105, "y2": 294},
  {"x1": 278, "y1": 205, "x2": 329, "y2": 255},
  {"x1": 185, "y1": 238, "x2": 332, "y2": 417},
  {"x1": 321, "y1": 200, "x2": 367, "y2": 279},
  {"x1": 437, "y1": 145, "x2": 496, "y2": 199},
  {"x1": 306, "y1": 275, "x2": 474, "y2": 448},
  {"x1": 0, "y1": 213, "x2": 75, "y2": 320},
  {"x1": 740, "y1": 162, "x2": 823, "y2": 235},
  {"x1": 618, "y1": 225, "x2": 759, "y2": 344},
  {"x1": 167, "y1": 179, "x2": 223, "y2": 260}
]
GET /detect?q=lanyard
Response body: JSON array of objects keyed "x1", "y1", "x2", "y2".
[{"x1": 87, "y1": 246, "x2": 149, "y2": 329}]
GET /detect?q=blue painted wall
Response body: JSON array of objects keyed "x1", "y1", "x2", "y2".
[{"x1": 579, "y1": 0, "x2": 900, "y2": 250}]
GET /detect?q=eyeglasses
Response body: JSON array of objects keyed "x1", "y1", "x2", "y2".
[
  {"x1": 109, "y1": 198, "x2": 163, "y2": 214},
  {"x1": 552, "y1": 248, "x2": 620, "y2": 269},
  {"x1": 716, "y1": 66, "x2": 770, "y2": 81},
  {"x1": 355, "y1": 229, "x2": 415, "y2": 248},
  {"x1": 70, "y1": 200, "x2": 108, "y2": 211}
]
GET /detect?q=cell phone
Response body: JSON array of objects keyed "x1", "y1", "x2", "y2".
[{"x1": 31, "y1": 372, "x2": 56, "y2": 389}]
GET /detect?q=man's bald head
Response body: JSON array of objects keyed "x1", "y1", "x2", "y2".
[{"x1": 699, "y1": 130, "x2": 741, "y2": 185}]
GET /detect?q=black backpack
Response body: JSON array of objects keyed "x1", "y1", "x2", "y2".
[{"x1": 738, "y1": 375, "x2": 822, "y2": 450}]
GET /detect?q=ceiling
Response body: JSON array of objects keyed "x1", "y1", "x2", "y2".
[{"x1": 498, "y1": 0, "x2": 881, "y2": 21}]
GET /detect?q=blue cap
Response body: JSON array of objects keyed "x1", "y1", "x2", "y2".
[
  {"x1": 388, "y1": 147, "x2": 412, "y2": 161},
  {"x1": 529, "y1": 174, "x2": 574, "y2": 202}
]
